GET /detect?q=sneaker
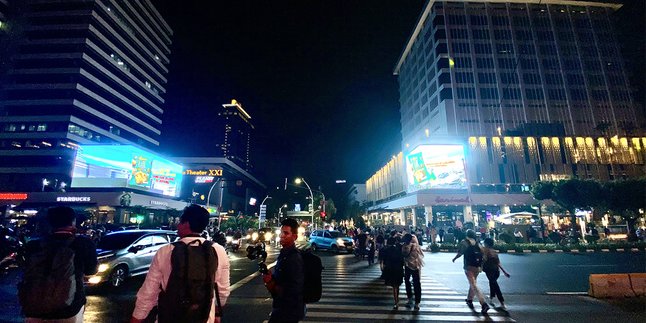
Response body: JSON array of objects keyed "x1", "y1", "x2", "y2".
[
  {"x1": 393, "y1": 304, "x2": 398, "y2": 310},
  {"x1": 488, "y1": 298, "x2": 496, "y2": 307},
  {"x1": 414, "y1": 303, "x2": 420, "y2": 311},
  {"x1": 406, "y1": 299, "x2": 414, "y2": 308},
  {"x1": 481, "y1": 303, "x2": 490, "y2": 314},
  {"x1": 499, "y1": 302, "x2": 506, "y2": 310},
  {"x1": 465, "y1": 299, "x2": 474, "y2": 309}
]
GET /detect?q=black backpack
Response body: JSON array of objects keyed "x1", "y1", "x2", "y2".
[
  {"x1": 300, "y1": 249, "x2": 323, "y2": 303},
  {"x1": 19, "y1": 237, "x2": 77, "y2": 317},
  {"x1": 158, "y1": 239, "x2": 221, "y2": 323},
  {"x1": 464, "y1": 240, "x2": 483, "y2": 267}
]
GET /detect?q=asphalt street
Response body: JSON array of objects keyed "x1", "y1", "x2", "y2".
[{"x1": 0, "y1": 247, "x2": 644, "y2": 322}]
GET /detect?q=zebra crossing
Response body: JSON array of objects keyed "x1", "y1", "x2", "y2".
[{"x1": 304, "y1": 258, "x2": 515, "y2": 322}]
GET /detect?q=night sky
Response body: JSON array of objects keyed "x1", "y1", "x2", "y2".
[
  {"x1": 152, "y1": 0, "x2": 425, "y2": 197},
  {"x1": 151, "y1": 1, "x2": 644, "y2": 201}
]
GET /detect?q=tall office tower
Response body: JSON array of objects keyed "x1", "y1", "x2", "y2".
[
  {"x1": 394, "y1": 0, "x2": 642, "y2": 149},
  {"x1": 0, "y1": 0, "x2": 172, "y2": 191},
  {"x1": 216, "y1": 99, "x2": 254, "y2": 172}
]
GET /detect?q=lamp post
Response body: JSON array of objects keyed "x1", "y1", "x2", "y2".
[
  {"x1": 295, "y1": 177, "x2": 314, "y2": 229},
  {"x1": 259, "y1": 195, "x2": 271, "y2": 229}
]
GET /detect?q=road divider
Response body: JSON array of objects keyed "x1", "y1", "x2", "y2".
[{"x1": 588, "y1": 273, "x2": 639, "y2": 298}]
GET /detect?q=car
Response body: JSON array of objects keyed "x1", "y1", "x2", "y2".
[
  {"x1": 309, "y1": 230, "x2": 353, "y2": 253},
  {"x1": 86, "y1": 230, "x2": 176, "y2": 288}
]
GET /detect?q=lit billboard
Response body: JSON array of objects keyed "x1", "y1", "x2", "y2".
[
  {"x1": 405, "y1": 145, "x2": 467, "y2": 191},
  {"x1": 71, "y1": 145, "x2": 184, "y2": 197}
]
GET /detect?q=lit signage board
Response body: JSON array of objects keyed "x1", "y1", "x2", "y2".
[
  {"x1": 405, "y1": 144, "x2": 467, "y2": 192},
  {"x1": 194, "y1": 176, "x2": 215, "y2": 184},
  {"x1": 71, "y1": 145, "x2": 184, "y2": 197},
  {"x1": 0, "y1": 193, "x2": 28, "y2": 200},
  {"x1": 183, "y1": 169, "x2": 223, "y2": 176}
]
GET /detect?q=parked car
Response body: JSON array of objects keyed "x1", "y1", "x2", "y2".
[
  {"x1": 86, "y1": 230, "x2": 176, "y2": 288},
  {"x1": 309, "y1": 230, "x2": 353, "y2": 253}
]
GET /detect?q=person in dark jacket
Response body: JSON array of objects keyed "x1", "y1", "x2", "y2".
[
  {"x1": 24, "y1": 206, "x2": 98, "y2": 322},
  {"x1": 381, "y1": 237, "x2": 404, "y2": 310},
  {"x1": 262, "y1": 218, "x2": 305, "y2": 322}
]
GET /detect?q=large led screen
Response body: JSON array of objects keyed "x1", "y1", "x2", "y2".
[
  {"x1": 71, "y1": 145, "x2": 183, "y2": 197},
  {"x1": 405, "y1": 145, "x2": 467, "y2": 191}
]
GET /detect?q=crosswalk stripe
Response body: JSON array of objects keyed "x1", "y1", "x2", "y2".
[
  {"x1": 305, "y1": 311, "x2": 515, "y2": 322},
  {"x1": 304, "y1": 255, "x2": 516, "y2": 322}
]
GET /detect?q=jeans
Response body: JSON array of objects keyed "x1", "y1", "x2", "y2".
[
  {"x1": 465, "y1": 266, "x2": 486, "y2": 305},
  {"x1": 485, "y1": 270, "x2": 504, "y2": 303},
  {"x1": 404, "y1": 267, "x2": 421, "y2": 304}
]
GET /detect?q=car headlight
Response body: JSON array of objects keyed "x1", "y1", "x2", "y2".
[
  {"x1": 264, "y1": 232, "x2": 272, "y2": 241},
  {"x1": 252, "y1": 232, "x2": 258, "y2": 241},
  {"x1": 88, "y1": 276, "x2": 102, "y2": 284},
  {"x1": 226, "y1": 236, "x2": 233, "y2": 243},
  {"x1": 97, "y1": 263, "x2": 110, "y2": 273},
  {"x1": 275, "y1": 229, "x2": 281, "y2": 235},
  {"x1": 245, "y1": 234, "x2": 251, "y2": 239},
  {"x1": 336, "y1": 238, "x2": 344, "y2": 245}
]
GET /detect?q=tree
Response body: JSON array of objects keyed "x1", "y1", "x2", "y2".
[
  {"x1": 605, "y1": 179, "x2": 646, "y2": 237},
  {"x1": 530, "y1": 181, "x2": 555, "y2": 201},
  {"x1": 551, "y1": 179, "x2": 604, "y2": 229}
]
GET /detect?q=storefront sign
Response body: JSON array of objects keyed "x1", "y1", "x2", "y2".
[
  {"x1": 183, "y1": 169, "x2": 223, "y2": 176},
  {"x1": 150, "y1": 200, "x2": 169, "y2": 207},
  {"x1": 435, "y1": 196, "x2": 470, "y2": 204},
  {"x1": 0, "y1": 193, "x2": 28, "y2": 200},
  {"x1": 194, "y1": 176, "x2": 215, "y2": 184},
  {"x1": 56, "y1": 196, "x2": 91, "y2": 202}
]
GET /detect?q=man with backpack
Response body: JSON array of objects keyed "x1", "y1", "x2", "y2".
[
  {"x1": 20, "y1": 206, "x2": 98, "y2": 322},
  {"x1": 130, "y1": 204, "x2": 230, "y2": 323},
  {"x1": 452, "y1": 229, "x2": 489, "y2": 314},
  {"x1": 262, "y1": 218, "x2": 306, "y2": 322}
]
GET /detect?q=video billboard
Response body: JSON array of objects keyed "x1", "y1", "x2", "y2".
[
  {"x1": 71, "y1": 145, "x2": 183, "y2": 197},
  {"x1": 405, "y1": 145, "x2": 467, "y2": 192}
]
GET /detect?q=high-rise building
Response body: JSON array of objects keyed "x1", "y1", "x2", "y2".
[
  {"x1": 394, "y1": 0, "x2": 642, "y2": 150},
  {"x1": 215, "y1": 99, "x2": 254, "y2": 172},
  {"x1": 0, "y1": 0, "x2": 172, "y2": 191}
]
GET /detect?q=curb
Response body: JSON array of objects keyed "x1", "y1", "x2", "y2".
[{"x1": 425, "y1": 248, "x2": 646, "y2": 254}]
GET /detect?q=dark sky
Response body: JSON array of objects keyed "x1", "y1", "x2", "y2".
[
  {"x1": 151, "y1": 1, "x2": 644, "y2": 201},
  {"x1": 152, "y1": 0, "x2": 426, "y2": 197}
]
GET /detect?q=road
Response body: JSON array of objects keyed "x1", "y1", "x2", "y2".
[{"x1": 1, "y1": 247, "x2": 644, "y2": 322}]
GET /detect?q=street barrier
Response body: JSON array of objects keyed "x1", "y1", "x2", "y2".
[
  {"x1": 588, "y1": 274, "x2": 635, "y2": 298},
  {"x1": 629, "y1": 273, "x2": 646, "y2": 297}
]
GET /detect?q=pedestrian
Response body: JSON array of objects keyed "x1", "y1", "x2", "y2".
[
  {"x1": 482, "y1": 238, "x2": 510, "y2": 309},
  {"x1": 367, "y1": 236, "x2": 376, "y2": 266},
  {"x1": 262, "y1": 218, "x2": 306, "y2": 322},
  {"x1": 130, "y1": 204, "x2": 230, "y2": 323},
  {"x1": 19, "y1": 206, "x2": 98, "y2": 323},
  {"x1": 381, "y1": 236, "x2": 405, "y2": 309},
  {"x1": 430, "y1": 226, "x2": 437, "y2": 244},
  {"x1": 402, "y1": 234, "x2": 424, "y2": 311},
  {"x1": 452, "y1": 229, "x2": 490, "y2": 314},
  {"x1": 438, "y1": 227, "x2": 445, "y2": 243}
]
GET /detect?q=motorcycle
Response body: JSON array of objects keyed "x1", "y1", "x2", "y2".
[
  {"x1": 1, "y1": 235, "x2": 25, "y2": 274},
  {"x1": 225, "y1": 235, "x2": 240, "y2": 253}
]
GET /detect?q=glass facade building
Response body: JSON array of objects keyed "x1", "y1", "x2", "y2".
[
  {"x1": 394, "y1": 0, "x2": 641, "y2": 151},
  {"x1": 0, "y1": 0, "x2": 172, "y2": 191}
]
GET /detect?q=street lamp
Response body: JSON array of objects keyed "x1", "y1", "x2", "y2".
[
  {"x1": 295, "y1": 177, "x2": 314, "y2": 229},
  {"x1": 259, "y1": 195, "x2": 272, "y2": 229}
]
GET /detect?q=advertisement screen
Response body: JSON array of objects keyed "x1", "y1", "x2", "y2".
[
  {"x1": 405, "y1": 145, "x2": 467, "y2": 191},
  {"x1": 71, "y1": 145, "x2": 183, "y2": 197}
]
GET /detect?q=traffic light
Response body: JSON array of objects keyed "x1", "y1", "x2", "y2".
[{"x1": 320, "y1": 211, "x2": 326, "y2": 219}]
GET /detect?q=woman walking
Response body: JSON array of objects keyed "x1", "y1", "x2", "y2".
[
  {"x1": 381, "y1": 236, "x2": 404, "y2": 309},
  {"x1": 482, "y1": 238, "x2": 510, "y2": 309},
  {"x1": 452, "y1": 229, "x2": 490, "y2": 314},
  {"x1": 402, "y1": 233, "x2": 424, "y2": 311}
]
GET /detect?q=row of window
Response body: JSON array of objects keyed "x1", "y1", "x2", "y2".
[{"x1": 3, "y1": 123, "x2": 48, "y2": 132}]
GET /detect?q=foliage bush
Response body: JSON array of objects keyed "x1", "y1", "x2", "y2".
[{"x1": 498, "y1": 232, "x2": 513, "y2": 244}]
